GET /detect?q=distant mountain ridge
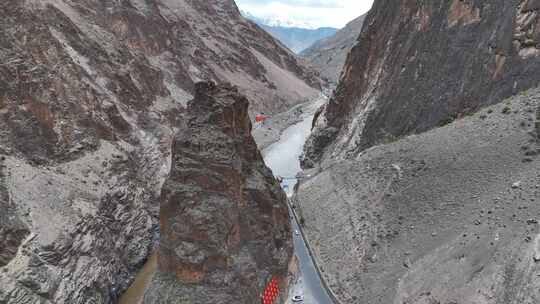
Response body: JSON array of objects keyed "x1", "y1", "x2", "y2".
[
  {"x1": 301, "y1": 14, "x2": 366, "y2": 83},
  {"x1": 241, "y1": 10, "x2": 317, "y2": 29},
  {"x1": 242, "y1": 10, "x2": 338, "y2": 53}
]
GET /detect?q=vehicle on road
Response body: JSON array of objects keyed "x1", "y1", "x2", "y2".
[
  {"x1": 295, "y1": 230, "x2": 300, "y2": 236},
  {"x1": 292, "y1": 295, "x2": 304, "y2": 302}
]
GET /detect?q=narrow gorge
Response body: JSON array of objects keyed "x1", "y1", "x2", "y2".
[{"x1": 1, "y1": 0, "x2": 539, "y2": 304}]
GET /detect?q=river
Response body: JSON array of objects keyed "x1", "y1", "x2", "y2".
[{"x1": 263, "y1": 95, "x2": 334, "y2": 304}]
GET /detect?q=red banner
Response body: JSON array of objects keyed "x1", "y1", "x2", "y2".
[
  {"x1": 262, "y1": 276, "x2": 280, "y2": 304},
  {"x1": 255, "y1": 114, "x2": 267, "y2": 123}
]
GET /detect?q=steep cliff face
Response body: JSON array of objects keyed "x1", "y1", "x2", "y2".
[
  {"x1": 306, "y1": 0, "x2": 540, "y2": 164},
  {"x1": 0, "y1": 2, "x2": 170, "y2": 303},
  {"x1": 144, "y1": 82, "x2": 292, "y2": 304},
  {"x1": 301, "y1": 14, "x2": 366, "y2": 84},
  {"x1": 0, "y1": 0, "x2": 298, "y2": 303}
]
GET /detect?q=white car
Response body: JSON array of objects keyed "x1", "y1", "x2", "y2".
[
  {"x1": 295, "y1": 230, "x2": 300, "y2": 236},
  {"x1": 292, "y1": 295, "x2": 304, "y2": 302}
]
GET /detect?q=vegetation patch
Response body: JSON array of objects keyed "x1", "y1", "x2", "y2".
[{"x1": 438, "y1": 113, "x2": 458, "y2": 126}]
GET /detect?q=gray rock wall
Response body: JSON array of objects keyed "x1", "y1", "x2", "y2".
[{"x1": 306, "y1": 0, "x2": 540, "y2": 164}]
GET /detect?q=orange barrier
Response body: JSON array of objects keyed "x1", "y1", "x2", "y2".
[{"x1": 262, "y1": 276, "x2": 280, "y2": 304}]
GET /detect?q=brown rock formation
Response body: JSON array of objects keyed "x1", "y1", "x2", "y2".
[{"x1": 144, "y1": 82, "x2": 292, "y2": 303}]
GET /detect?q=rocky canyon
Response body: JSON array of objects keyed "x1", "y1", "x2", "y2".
[{"x1": 2, "y1": 0, "x2": 540, "y2": 303}]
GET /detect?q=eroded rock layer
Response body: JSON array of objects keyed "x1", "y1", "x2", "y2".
[
  {"x1": 0, "y1": 2, "x2": 171, "y2": 303},
  {"x1": 144, "y1": 82, "x2": 292, "y2": 304}
]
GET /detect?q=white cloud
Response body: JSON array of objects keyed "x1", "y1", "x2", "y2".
[{"x1": 235, "y1": 0, "x2": 374, "y2": 28}]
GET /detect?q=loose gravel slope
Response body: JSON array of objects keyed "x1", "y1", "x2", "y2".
[{"x1": 295, "y1": 89, "x2": 540, "y2": 304}]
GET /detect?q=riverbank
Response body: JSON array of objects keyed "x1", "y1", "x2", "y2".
[
  {"x1": 253, "y1": 94, "x2": 327, "y2": 151},
  {"x1": 118, "y1": 253, "x2": 158, "y2": 304}
]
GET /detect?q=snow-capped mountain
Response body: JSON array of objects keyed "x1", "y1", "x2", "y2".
[
  {"x1": 241, "y1": 10, "x2": 316, "y2": 29},
  {"x1": 241, "y1": 10, "x2": 338, "y2": 53}
]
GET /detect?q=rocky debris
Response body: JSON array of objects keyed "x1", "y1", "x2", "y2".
[
  {"x1": 301, "y1": 14, "x2": 367, "y2": 84},
  {"x1": 0, "y1": 151, "x2": 160, "y2": 304},
  {"x1": 295, "y1": 89, "x2": 540, "y2": 303},
  {"x1": 170, "y1": 0, "x2": 322, "y2": 114},
  {"x1": 305, "y1": 0, "x2": 540, "y2": 164},
  {"x1": 536, "y1": 106, "x2": 540, "y2": 140},
  {"x1": 0, "y1": 164, "x2": 29, "y2": 268},
  {"x1": 143, "y1": 82, "x2": 293, "y2": 304}
]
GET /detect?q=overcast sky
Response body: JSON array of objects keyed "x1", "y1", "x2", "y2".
[{"x1": 235, "y1": 0, "x2": 374, "y2": 29}]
